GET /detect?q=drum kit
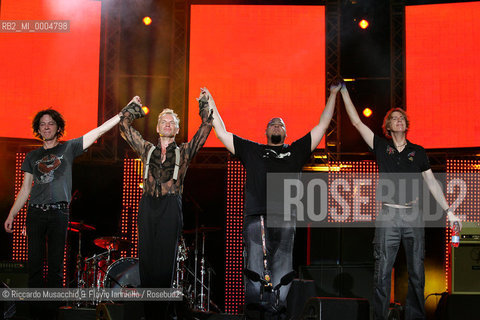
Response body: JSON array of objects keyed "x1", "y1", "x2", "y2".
[{"x1": 68, "y1": 221, "x2": 220, "y2": 311}]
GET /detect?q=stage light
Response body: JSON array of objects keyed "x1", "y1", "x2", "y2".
[
  {"x1": 359, "y1": 19, "x2": 369, "y2": 29},
  {"x1": 142, "y1": 106, "x2": 150, "y2": 115},
  {"x1": 363, "y1": 107, "x2": 372, "y2": 117},
  {"x1": 120, "y1": 158, "x2": 143, "y2": 259},
  {"x1": 143, "y1": 16, "x2": 152, "y2": 26},
  {"x1": 225, "y1": 159, "x2": 245, "y2": 313}
]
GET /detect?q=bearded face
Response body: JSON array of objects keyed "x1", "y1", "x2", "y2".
[{"x1": 266, "y1": 117, "x2": 286, "y2": 145}]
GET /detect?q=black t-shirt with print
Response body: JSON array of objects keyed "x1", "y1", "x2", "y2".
[
  {"x1": 22, "y1": 137, "x2": 84, "y2": 205},
  {"x1": 233, "y1": 133, "x2": 312, "y2": 216}
]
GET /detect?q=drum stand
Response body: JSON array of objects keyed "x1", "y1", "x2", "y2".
[
  {"x1": 74, "y1": 231, "x2": 85, "y2": 308},
  {"x1": 193, "y1": 231, "x2": 213, "y2": 312},
  {"x1": 198, "y1": 231, "x2": 208, "y2": 311},
  {"x1": 76, "y1": 231, "x2": 84, "y2": 289},
  {"x1": 175, "y1": 231, "x2": 218, "y2": 312}
]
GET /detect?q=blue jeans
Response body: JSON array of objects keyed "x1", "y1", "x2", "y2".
[{"x1": 243, "y1": 215, "x2": 295, "y2": 316}]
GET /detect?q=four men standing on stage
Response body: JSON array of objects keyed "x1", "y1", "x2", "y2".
[{"x1": 4, "y1": 80, "x2": 463, "y2": 320}]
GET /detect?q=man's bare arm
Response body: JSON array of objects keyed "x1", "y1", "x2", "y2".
[
  {"x1": 422, "y1": 169, "x2": 462, "y2": 229},
  {"x1": 310, "y1": 82, "x2": 341, "y2": 151},
  {"x1": 200, "y1": 88, "x2": 235, "y2": 154},
  {"x1": 82, "y1": 114, "x2": 122, "y2": 150},
  {"x1": 340, "y1": 84, "x2": 375, "y2": 149},
  {"x1": 4, "y1": 172, "x2": 33, "y2": 233}
]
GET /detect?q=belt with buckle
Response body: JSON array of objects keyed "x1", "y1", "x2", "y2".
[{"x1": 29, "y1": 202, "x2": 68, "y2": 211}]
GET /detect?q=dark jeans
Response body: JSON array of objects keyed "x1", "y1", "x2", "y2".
[
  {"x1": 26, "y1": 206, "x2": 69, "y2": 288},
  {"x1": 243, "y1": 215, "x2": 295, "y2": 317},
  {"x1": 26, "y1": 206, "x2": 69, "y2": 320},
  {"x1": 138, "y1": 194, "x2": 182, "y2": 320},
  {"x1": 373, "y1": 212, "x2": 425, "y2": 320}
]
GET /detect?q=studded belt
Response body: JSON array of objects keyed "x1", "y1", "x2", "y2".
[{"x1": 29, "y1": 202, "x2": 68, "y2": 211}]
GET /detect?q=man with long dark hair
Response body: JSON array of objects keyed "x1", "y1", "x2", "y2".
[{"x1": 4, "y1": 106, "x2": 124, "y2": 319}]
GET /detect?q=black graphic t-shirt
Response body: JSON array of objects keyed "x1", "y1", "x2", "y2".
[
  {"x1": 233, "y1": 133, "x2": 312, "y2": 216},
  {"x1": 22, "y1": 137, "x2": 84, "y2": 204}
]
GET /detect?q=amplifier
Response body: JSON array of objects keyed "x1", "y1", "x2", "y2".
[
  {"x1": 0, "y1": 261, "x2": 28, "y2": 288},
  {"x1": 451, "y1": 222, "x2": 480, "y2": 294}
]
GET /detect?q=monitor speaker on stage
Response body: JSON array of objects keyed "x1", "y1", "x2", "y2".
[
  {"x1": 451, "y1": 222, "x2": 480, "y2": 294},
  {"x1": 0, "y1": 261, "x2": 28, "y2": 288},
  {"x1": 96, "y1": 303, "x2": 144, "y2": 320},
  {"x1": 300, "y1": 297, "x2": 369, "y2": 320},
  {"x1": 299, "y1": 265, "x2": 374, "y2": 302},
  {"x1": 0, "y1": 261, "x2": 29, "y2": 319}
]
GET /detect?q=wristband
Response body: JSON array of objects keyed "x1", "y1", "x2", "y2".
[{"x1": 121, "y1": 101, "x2": 145, "y2": 120}]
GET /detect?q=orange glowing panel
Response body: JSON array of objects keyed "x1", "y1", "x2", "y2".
[
  {"x1": 0, "y1": 0, "x2": 101, "y2": 140},
  {"x1": 188, "y1": 5, "x2": 326, "y2": 148},
  {"x1": 406, "y1": 2, "x2": 480, "y2": 148}
]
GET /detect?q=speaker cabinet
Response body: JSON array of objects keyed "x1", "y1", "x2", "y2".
[
  {"x1": 96, "y1": 302, "x2": 145, "y2": 320},
  {"x1": 287, "y1": 279, "x2": 317, "y2": 320},
  {"x1": 0, "y1": 261, "x2": 28, "y2": 288},
  {"x1": 299, "y1": 265, "x2": 373, "y2": 302},
  {"x1": 58, "y1": 307, "x2": 96, "y2": 320},
  {"x1": 435, "y1": 294, "x2": 480, "y2": 320},
  {"x1": 300, "y1": 297, "x2": 369, "y2": 320},
  {"x1": 451, "y1": 222, "x2": 480, "y2": 294},
  {"x1": 0, "y1": 261, "x2": 29, "y2": 318}
]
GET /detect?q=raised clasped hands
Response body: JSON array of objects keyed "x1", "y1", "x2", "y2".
[
  {"x1": 330, "y1": 77, "x2": 344, "y2": 94},
  {"x1": 197, "y1": 87, "x2": 216, "y2": 110}
]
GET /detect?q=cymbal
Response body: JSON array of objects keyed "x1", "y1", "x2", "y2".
[
  {"x1": 94, "y1": 237, "x2": 130, "y2": 251},
  {"x1": 183, "y1": 226, "x2": 222, "y2": 234},
  {"x1": 69, "y1": 221, "x2": 96, "y2": 232}
]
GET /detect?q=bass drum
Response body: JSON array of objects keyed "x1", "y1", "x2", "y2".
[{"x1": 103, "y1": 257, "x2": 140, "y2": 288}]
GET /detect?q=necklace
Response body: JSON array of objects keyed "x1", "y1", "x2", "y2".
[{"x1": 395, "y1": 142, "x2": 407, "y2": 148}]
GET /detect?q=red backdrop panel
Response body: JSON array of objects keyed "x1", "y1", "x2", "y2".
[
  {"x1": 406, "y1": 2, "x2": 480, "y2": 149},
  {"x1": 188, "y1": 5, "x2": 326, "y2": 148},
  {"x1": 0, "y1": 0, "x2": 101, "y2": 140}
]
